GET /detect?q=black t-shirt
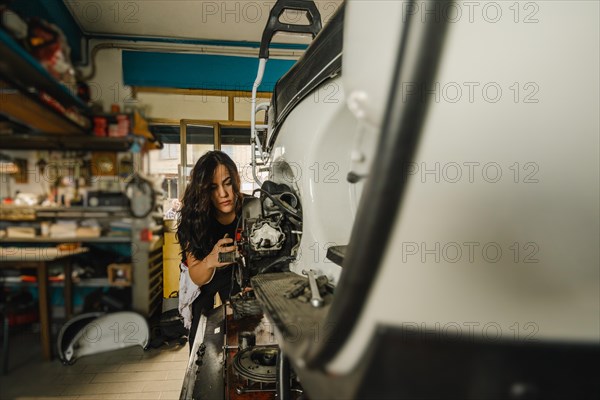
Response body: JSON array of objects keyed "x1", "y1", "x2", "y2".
[
  {"x1": 181, "y1": 215, "x2": 240, "y2": 265},
  {"x1": 188, "y1": 215, "x2": 242, "y2": 346}
]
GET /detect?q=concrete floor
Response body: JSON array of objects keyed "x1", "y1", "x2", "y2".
[{"x1": 0, "y1": 328, "x2": 188, "y2": 400}]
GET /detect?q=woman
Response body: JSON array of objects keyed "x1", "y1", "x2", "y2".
[{"x1": 176, "y1": 150, "x2": 243, "y2": 349}]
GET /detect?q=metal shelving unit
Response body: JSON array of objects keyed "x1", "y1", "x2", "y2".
[
  {"x1": 0, "y1": 28, "x2": 164, "y2": 318},
  {"x1": 0, "y1": 29, "x2": 91, "y2": 135},
  {"x1": 1, "y1": 206, "x2": 164, "y2": 319},
  {"x1": 130, "y1": 216, "x2": 164, "y2": 318},
  {"x1": 0, "y1": 28, "x2": 133, "y2": 151}
]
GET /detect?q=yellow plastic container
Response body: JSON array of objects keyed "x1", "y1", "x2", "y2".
[{"x1": 163, "y1": 220, "x2": 181, "y2": 298}]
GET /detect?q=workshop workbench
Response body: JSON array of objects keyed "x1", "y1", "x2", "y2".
[{"x1": 0, "y1": 247, "x2": 89, "y2": 360}]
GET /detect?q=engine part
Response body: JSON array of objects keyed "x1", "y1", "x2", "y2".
[
  {"x1": 231, "y1": 290, "x2": 263, "y2": 319},
  {"x1": 249, "y1": 220, "x2": 285, "y2": 252},
  {"x1": 234, "y1": 182, "x2": 302, "y2": 287},
  {"x1": 218, "y1": 250, "x2": 239, "y2": 263},
  {"x1": 239, "y1": 332, "x2": 256, "y2": 350},
  {"x1": 283, "y1": 276, "x2": 329, "y2": 299},
  {"x1": 233, "y1": 346, "x2": 280, "y2": 383}
]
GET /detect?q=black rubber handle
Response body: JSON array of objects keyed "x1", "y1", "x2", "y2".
[{"x1": 259, "y1": 0, "x2": 322, "y2": 59}]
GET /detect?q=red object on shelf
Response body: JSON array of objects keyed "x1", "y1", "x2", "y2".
[
  {"x1": 93, "y1": 116, "x2": 107, "y2": 136},
  {"x1": 140, "y1": 228, "x2": 153, "y2": 242},
  {"x1": 7, "y1": 310, "x2": 39, "y2": 327},
  {"x1": 19, "y1": 275, "x2": 64, "y2": 282},
  {"x1": 28, "y1": 17, "x2": 77, "y2": 88}
]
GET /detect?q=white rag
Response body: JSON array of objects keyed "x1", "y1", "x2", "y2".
[{"x1": 178, "y1": 262, "x2": 201, "y2": 330}]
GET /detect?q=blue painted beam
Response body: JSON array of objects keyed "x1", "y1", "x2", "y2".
[{"x1": 122, "y1": 51, "x2": 296, "y2": 92}]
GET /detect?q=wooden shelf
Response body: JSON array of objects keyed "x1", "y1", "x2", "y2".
[
  {"x1": 0, "y1": 206, "x2": 133, "y2": 243},
  {"x1": 0, "y1": 132, "x2": 135, "y2": 151},
  {"x1": 0, "y1": 277, "x2": 110, "y2": 287},
  {"x1": 0, "y1": 81, "x2": 88, "y2": 134},
  {"x1": 0, "y1": 237, "x2": 131, "y2": 243},
  {"x1": 0, "y1": 29, "x2": 91, "y2": 134},
  {"x1": 0, "y1": 206, "x2": 131, "y2": 221},
  {"x1": 28, "y1": 206, "x2": 129, "y2": 212},
  {"x1": 0, "y1": 30, "x2": 165, "y2": 153}
]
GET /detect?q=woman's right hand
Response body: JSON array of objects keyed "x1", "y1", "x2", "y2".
[
  {"x1": 205, "y1": 235, "x2": 236, "y2": 269},
  {"x1": 186, "y1": 235, "x2": 235, "y2": 287}
]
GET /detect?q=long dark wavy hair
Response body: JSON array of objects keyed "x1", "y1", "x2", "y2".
[{"x1": 176, "y1": 151, "x2": 242, "y2": 261}]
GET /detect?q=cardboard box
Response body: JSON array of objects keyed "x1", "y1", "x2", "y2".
[
  {"x1": 107, "y1": 263, "x2": 132, "y2": 287},
  {"x1": 6, "y1": 226, "x2": 36, "y2": 238}
]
